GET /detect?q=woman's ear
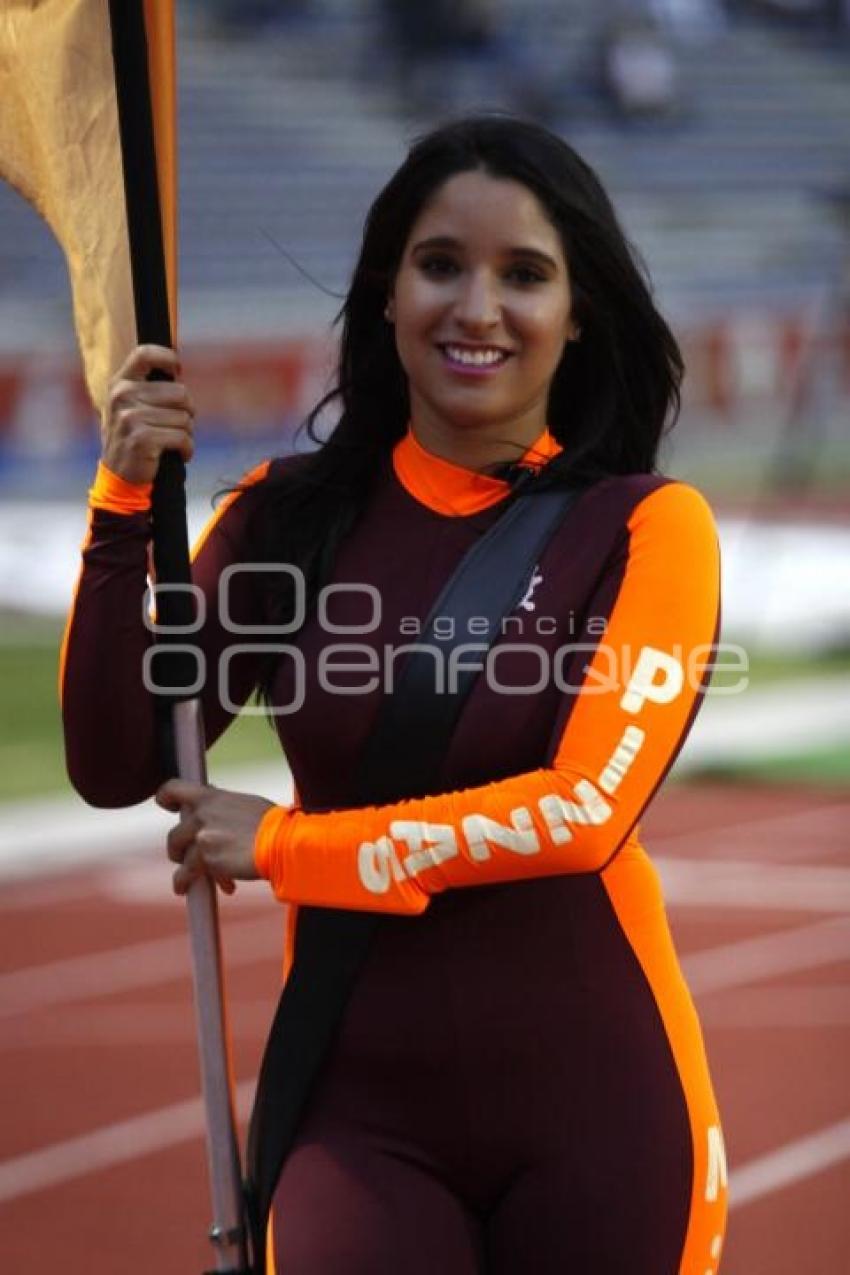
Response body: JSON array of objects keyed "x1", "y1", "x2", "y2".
[{"x1": 384, "y1": 297, "x2": 395, "y2": 323}]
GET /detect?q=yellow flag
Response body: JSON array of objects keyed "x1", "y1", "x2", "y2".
[{"x1": 0, "y1": 0, "x2": 177, "y2": 413}]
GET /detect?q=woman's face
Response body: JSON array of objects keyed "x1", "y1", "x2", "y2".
[{"x1": 387, "y1": 169, "x2": 577, "y2": 453}]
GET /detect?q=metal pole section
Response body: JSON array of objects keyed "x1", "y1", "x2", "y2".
[{"x1": 173, "y1": 697, "x2": 249, "y2": 1273}]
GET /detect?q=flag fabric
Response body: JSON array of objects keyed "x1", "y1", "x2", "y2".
[{"x1": 0, "y1": 0, "x2": 177, "y2": 413}]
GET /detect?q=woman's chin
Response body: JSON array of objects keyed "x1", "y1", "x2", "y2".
[{"x1": 422, "y1": 395, "x2": 515, "y2": 434}]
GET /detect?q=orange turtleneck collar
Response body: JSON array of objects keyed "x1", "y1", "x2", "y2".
[{"x1": 392, "y1": 426, "x2": 562, "y2": 517}]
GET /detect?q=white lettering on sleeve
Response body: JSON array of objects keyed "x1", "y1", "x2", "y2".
[
  {"x1": 462, "y1": 808, "x2": 539, "y2": 861},
  {"x1": 621, "y1": 646, "x2": 684, "y2": 715},
  {"x1": 705, "y1": 1125, "x2": 728, "y2": 1202},
  {"x1": 599, "y1": 725, "x2": 646, "y2": 794},
  {"x1": 390, "y1": 821, "x2": 459, "y2": 877},
  {"x1": 539, "y1": 780, "x2": 613, "y2": 844},
  {"x1": 358, "y1": 836, "x2": 401, "y2": 895}
]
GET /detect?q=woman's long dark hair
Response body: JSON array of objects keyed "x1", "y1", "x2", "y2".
[{"x1": 248, "y1": 115, "x2": 683, "y2": 673}]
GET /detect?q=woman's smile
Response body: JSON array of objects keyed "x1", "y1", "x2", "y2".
[{"x1": 437, "y1": 341, "x2": 514, "y2": 375}]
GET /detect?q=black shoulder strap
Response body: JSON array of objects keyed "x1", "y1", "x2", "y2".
[
  {"x1": 244, "y1": 479, "x2": 585, "y2": 1266},
  {"x1": 357, "y1": 477, "x2": 584, "y2": 805}
]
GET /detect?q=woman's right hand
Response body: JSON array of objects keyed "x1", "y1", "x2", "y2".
[{"x1": 102, "y1": 344, "x2": 196, "y2": 485}]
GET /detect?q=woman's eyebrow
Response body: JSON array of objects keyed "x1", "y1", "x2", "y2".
[
  {"x1": 506, "y1": 247, "x2": 559, "y2": 271},
  {"x1": 411, "y1": 235, "x2": 559, "y2": 270},
  {"x1": 411, "y1": 236, "x2": 466, "y2": 254}
]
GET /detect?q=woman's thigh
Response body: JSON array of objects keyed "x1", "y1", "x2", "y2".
[
  {"x1": 272, "y1": 1133, "x2": 485, "y2": 1275},
  {"x1": 485, "y1": 1150, "x2": 690, "y2": 1275}
]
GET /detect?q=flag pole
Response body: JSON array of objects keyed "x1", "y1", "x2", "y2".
[
  {"x1": 173, "y1": 701, "x2": 250, "y2": 1273},
  {"x1": 107, "y1": 3, "x2": 251, "y2": 1270}
]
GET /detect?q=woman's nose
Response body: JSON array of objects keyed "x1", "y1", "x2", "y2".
[{"x1": 453, "y1": 270, "x2": 501, "y2": 329}]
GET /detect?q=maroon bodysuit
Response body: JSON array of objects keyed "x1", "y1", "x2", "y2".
[{"x1": 61, "y1": 431, "x2": 727, "y2": 1274}]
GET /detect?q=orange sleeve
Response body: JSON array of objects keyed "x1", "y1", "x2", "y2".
[
  {"x1": 254, "y1": 482, "x2": 721, "y2": 914},
  {"x1": 88, "y1": 461, "x2": 153, "y2": 514}
]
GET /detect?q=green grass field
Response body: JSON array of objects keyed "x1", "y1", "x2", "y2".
[
  {"x1": 670, "y1": 437, "x2": 850, "y2": 503},
  {"x1": 0, "y1": 616, "x2": 279, "y2": 802},
  {"x1": 1, "y1": 615, "x2": 848, "y2": 803}
]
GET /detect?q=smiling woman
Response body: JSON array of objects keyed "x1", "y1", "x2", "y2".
[{"x1": 61, "y1": 116, "x2": 726, "y2": 1274}]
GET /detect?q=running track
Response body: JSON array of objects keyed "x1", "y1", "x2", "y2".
[{"x1": 0, "y1": 781, "x2": 847, "y2": 1273}]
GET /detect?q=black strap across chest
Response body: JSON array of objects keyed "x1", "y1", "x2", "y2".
[{"x1": 244, "y1": 477, "x2": 585, "y2": 1264}]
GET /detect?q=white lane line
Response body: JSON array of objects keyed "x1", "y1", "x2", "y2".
[
  {"x1": 697, "y1": 984, "x2": 850, "y2": 1029},
  {"x1": 650, "y1": 799, "x2": 850, "y2": 861},
  {"x1": 682, "y1": 917, "x2": 850, "y2": 996},
  {"x1": 3, "y1": 896, "x2": 848, "y2": 1023},
  {"x1": 0, "y1": 760, "x2": 293, "y2": 882},
  {"x1": 104, "y1": 853, "x2": 850, "y2": 913},
  {"x1": 730, "y1": 1119, "x2": 850, "y2": 1209},
  {"x1": 0, "y1": 724, "x2": 844, "y2": 885},
  {"x1": 0, "y1": 1080, "x2": 255, "y2": 1206},
  {"x1": 0, "y1": 1000, "x2": 275, "y2": 1051},
  {"x1": 106, "y1": 855, "x2": 850, "y2": 915},
  {"x1": 108, "y1": 847, "x2": 850, "y2": 913},
  {"x1": 657, "y1": 857, "x2": 850, "y2": 913},
  {"x1": 0, "y1": 876, "x2": 109, "y2": 911},
  {"x1": 0, "y1": 913, "x2": 284, "y2": 1018},
  {"x1": 0, "y1": 1085, "x2": 847, "y2": 1209}
]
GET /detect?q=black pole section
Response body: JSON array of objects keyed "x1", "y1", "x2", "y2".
[
  {"x1": 106, "y1": 10, "x2": 253, "y2": 1273},
  {"x1": 108, "y1": 0, "x2": 199, "y2": 757}
]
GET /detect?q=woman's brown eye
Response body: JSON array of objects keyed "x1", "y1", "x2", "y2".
[
  {"x1": 509, "y1": 266, "x2": 545, "y2": 285},
  {"x1": 420, "y1": 256, "x2": 457, "y2": 276}
]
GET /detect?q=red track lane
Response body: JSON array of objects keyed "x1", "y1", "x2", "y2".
[{"x1": 0, "y1": 781, "x2": 848, "y2": 1273}]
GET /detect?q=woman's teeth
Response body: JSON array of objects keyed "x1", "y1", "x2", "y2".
[{"x1": 442, "y1": 345, "x2": 509, "y2": 367}]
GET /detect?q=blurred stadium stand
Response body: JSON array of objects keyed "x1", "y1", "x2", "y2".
[{"x1": 0, "y1": 0, "x2": 848, "y2": 499}]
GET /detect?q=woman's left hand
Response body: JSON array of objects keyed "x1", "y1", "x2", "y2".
[{"x1": 156, "y1": 779, "x2": 274, "y2": 896}]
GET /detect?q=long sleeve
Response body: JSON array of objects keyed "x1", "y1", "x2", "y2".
[
  {"x1": 60, "y1": 460, "x2": 272, "y2": 806},
  {"x1": 254, "y1": 481, "x2": 721, "y2": 914}
]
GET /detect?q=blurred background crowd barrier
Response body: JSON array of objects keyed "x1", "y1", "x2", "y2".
[
  {"x1": 1, "y1": 0, "x2": 848, "y2": 755},
  {"x1": 1, "y1": 0, "x2": 848, "y2": 500}
]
